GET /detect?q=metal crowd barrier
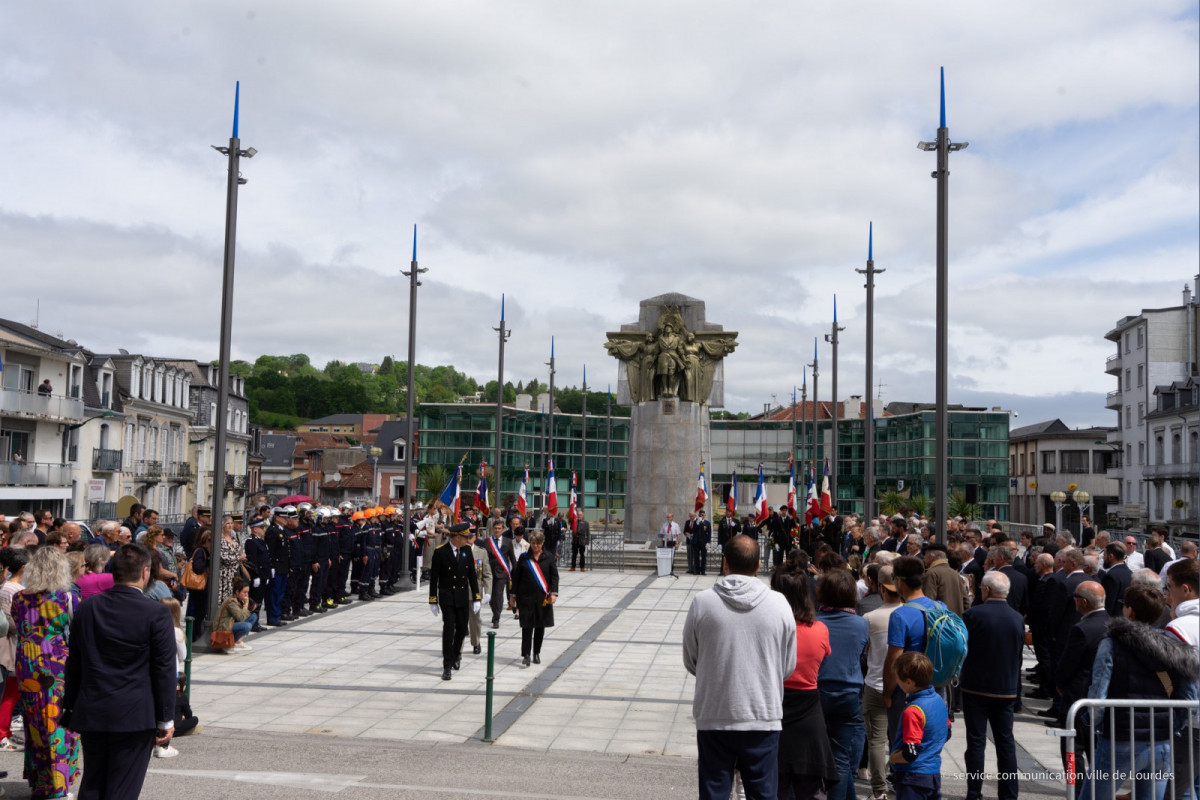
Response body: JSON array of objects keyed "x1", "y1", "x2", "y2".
[{"x1": 1051, "y1": 698, "x2": 1199, "y2": 800}]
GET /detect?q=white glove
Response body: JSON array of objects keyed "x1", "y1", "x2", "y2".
[
  {"x1": 483, "y1": 594, "x2": 491, "y2": 604},
  {"x1": 270, "y1": 569, "x2": 276, "y2": 578},
  {"x1": 430, "y1": 604, "x2": 440, "y2": 617},
  {"x1": 252, "y1": 578, "x2": 260, "y2": 588},
  {"x1": 472, "y1": 601, "x2": 481, "y2": 614}
]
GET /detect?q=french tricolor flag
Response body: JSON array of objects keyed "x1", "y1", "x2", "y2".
[
  {"x1": 545, "y1": 459, "x2": 559, "y2": 517},
  {"x1": 727, "y1": 469, "x2": 738, "y2": 516},
  {"x1": 518, "y1": 468, "x2": 528, "y2": 517},
  {"x1": 694, "y1": 464, "x2": 708, "y2": 513},
  {"x1": 786, "y1": 457, "x2": 797, "y2": 520},
  {"x1": 437, "y1": 464, "x2": 462, "y2": 521},
  {"x1": 753, "y1": 463, "x2": 768, "y2": 524}
]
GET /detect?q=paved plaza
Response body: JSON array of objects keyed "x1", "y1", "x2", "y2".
[{"x1": 0, "y1": 569, "x2": 1073, "y2": 798}]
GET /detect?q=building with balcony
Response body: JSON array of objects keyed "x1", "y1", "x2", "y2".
[
  {"x1": 1145, "y1": 378, "x2": 1198, "y2": 538},
  {"x1": 97, "y1": 352, "x2": 194, "y2": 519},
  {"x1": 0, "y1": 319, "x2": 88, "y2": 517},
  {"x1": 1104, "y1": 278, "x2": 1199, "y2": 530},
  {"x1": 1007, "y1": 419, "x2": 1120, "y2": 531},
  {"x1": 166, "y1": 361, "x2": 251, "y2": 513}
]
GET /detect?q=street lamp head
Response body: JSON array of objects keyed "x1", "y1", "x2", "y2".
[
  {"x1": 244, "y1": 147, "x2": 257, "y2": 158},
  {"x1": 1072, "y1": 489, "x2": 1090, "y2": 504},
  {"x1": 1050, "y1": 491, "x2": 1067, "y2": 503},
  {"x1": 917, "y1": 141, "x2": 937, "y2": 151}
]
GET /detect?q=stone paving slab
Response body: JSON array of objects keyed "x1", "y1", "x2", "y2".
[{"x1": 189, "y1": 569, "x2": 1071, "y2": 793}]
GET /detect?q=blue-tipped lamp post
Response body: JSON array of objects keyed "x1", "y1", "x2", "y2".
[
  {"x1": 856, "y1": 224, "x2": 884, "y2": 518},
  {"x1": 400, "y1": 225, "x2": 425, "y2": 591},
  {"x1": 918, "y1": 68, "x2": 968, "y2": 531},
  {"x1": 208, "y1": 81, "x2": 256, "y2": 630},
  {"x1": 494, "y1": 295, "x2": 511, "y2": 503},
  {"x1": 824, "y1": 297, "x2": 845, "y2": 507}
]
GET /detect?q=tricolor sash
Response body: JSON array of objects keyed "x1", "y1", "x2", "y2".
[
  {"x1": 487, "y1": 536, "x2": 511, "y2": 579},
  {"x1": 528, "y1": 556, "x2": 550, "y2": 598}
]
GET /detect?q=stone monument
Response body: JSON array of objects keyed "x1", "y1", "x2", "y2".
[{"x1": 605, "y1": 293, "x2": 738, "y2": 542}]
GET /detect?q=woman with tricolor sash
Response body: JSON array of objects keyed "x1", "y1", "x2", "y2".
[{"x1": 510, "y1": 530, "x2": 559, "y2": 667}]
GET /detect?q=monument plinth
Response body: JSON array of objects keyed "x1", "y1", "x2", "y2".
[{"x1": 605, "y1": 293, "x2": 737, "y2": 542}]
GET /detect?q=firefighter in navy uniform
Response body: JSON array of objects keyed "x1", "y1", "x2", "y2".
[
  {"x1": 285, "y1": 506, "x2": 310, "y2": 617},
  {"x1": 265, "y1": 508, "x2": 291, "y2": 626},
  {"x1": 336, "y1": 509, "x2": 360, "y2": 604},
  {"x1": 358, "y1": 508, "x2": 384, "y2": 601},
  {"x1": 243, "y1": 518, "x2": 271, "y2": 631},
  {"x1": 429, "y1": 522, "x2": 482, "y2": 681},
  {"x1": 379, "y1": 506, "x2": 398, "y2": 595},
  {"x1": 350, "y1": 508, "x2": 369, "y2": 597},
  {"x1": 308, "y1": 507, "x2": 334, "y2": 613}
]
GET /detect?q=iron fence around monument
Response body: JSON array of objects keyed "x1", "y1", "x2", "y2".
[{"x1": 587, "y1": 527, "x2": 625, "y2": 572}]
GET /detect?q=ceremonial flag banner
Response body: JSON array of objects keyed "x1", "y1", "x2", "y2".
[
  {"x1": 787, "y1": 457, "x2": 797, "y2": 519},
  {"x1": 476, "y1": 461, "x2": 490, "y2": 517},
  {"x1": 820, "y1": 460, "x2": 833, "y2": 517},
  {"x1": 568, "y1": 471, "x2": 579, "y2": 533},
  {"x1": 727, "y1": 469, "x2": 738, "y2": 516},
  {"x1": 753, "y1": 463, "x2": 768, "y2": 524},
  {"x1": 518, "y1": 468, "x2": 529, "y2": 517},
  {"x1": 438, "y1": 465, "x2": 462, "y2": 521},
  {"x1": 806, "y1": 467, "x2": 821, "y2": 527},
  {"x1": 545, "y1": 459, "x2": 559, "y2": 517},
  {"x1": 694, "y1": 465, "x2": 708, "y2": 513}
]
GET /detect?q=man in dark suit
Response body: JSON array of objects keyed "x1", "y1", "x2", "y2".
[
  {"x1": 693, "y1": 510, "x2": 712, "y2": 575},
  {"x1": 994, "y1": 547, "x2": 1029, "y2": 617},
  {"x1": 961, "y1": 571, "x2": 1025, "y2": 800},
  {"x1": 1044, "y1": 548, "x2": 1088, "y2": 718},
  {"x1": 1099, "y1": 542, "x2": 1133, "y2": 617},
  {"x1": 429, "y1": 523, "x2": 481, "y2": 681},
  {"x1": 63, "y1": 544, "x2": 177, "y2": 799},
  {"x1": 1053, "y1": 581, "x2": 1108, "y2": 795},
  {"x1": 540, "y1": 512, "x2": 565, "y2": 560},
  {"x1": 1026, "y1": 553, "x2": 1058, "y2": 700},
  {"x1": 683, "y1": 511, "x2": 699, "y2": 574}
]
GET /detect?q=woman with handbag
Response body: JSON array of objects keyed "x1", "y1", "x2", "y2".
[
  {"x1": 213, "y1": 578, "x2": 257, "y2": 653},
  {"x1": 184, "y1": 528, "x2": 211, "y2": 643},
  {"x1": 217, "y1": 517, "x2": 245, "y2": 606}
]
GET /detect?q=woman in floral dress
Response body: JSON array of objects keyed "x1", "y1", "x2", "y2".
[
  {"x1": 12, "y1": 547, "x2": 79, "y2": 799},
  {"x1": 217, "y1": 516, "x2": 245, "y2": 605}
]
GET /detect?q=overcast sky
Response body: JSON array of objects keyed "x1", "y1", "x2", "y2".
[{"x1": 2, "y1": 1, "x2": 1196, "y2": 428}]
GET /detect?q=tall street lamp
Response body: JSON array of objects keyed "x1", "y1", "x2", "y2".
[
  {"x1": 824, "y1": 297, "x2": 845, "y2": 508},
  {"x1": 208, "y1": 81, "x2": 256, "y2": 630},
  {"x1": 399, "y1": 225, "x2": 424, "y2": 592},
  {"x1": 494, "y1": 294, "x2": 510, "y2": 506},
  {"x1": 856, "y1": 224, "x2": 884, "y2": 519},
  {"x1": 918, "y1": 68, "x2": 968, "y2": 531}
]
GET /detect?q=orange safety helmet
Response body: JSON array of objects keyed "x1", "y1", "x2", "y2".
[
  {"x1": 351, "y1": 511, "x2": 365, "y2": 522},
  {"x1": 384, "y1": 506, "x2": 396, "y2": 515},
  {"x1": 364, "y1": 508, "x2": 377, "y2": 519}
]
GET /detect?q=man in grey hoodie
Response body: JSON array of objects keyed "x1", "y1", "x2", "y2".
[{"x1": 683, "y1": 535, "x2": 797, "y2": 800}]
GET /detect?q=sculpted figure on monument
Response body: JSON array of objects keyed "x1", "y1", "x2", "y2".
[{"x1": 606, "y1": 304, "x2": 738, "y2": 404}]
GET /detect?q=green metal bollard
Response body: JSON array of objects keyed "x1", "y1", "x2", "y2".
[
  {"x1": 184, "y1": 616, "x2": 194, "y2": 702},
  {"x1": 484, "y1": 630, "x2": 496, "y2": 742}
]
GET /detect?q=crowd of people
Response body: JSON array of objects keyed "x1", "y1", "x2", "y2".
[{"x1": 682, "y1": 512, "x2": 1199, "y2": 800}]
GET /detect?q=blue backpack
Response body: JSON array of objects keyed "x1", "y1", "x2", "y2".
[{"x1": 905, "y1": 600, "x2": 968, "y2": 685}]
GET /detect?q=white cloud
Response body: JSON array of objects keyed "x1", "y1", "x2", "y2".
[{"x1": 0, "y1": 0, "x2": 1195, "y2": 430}]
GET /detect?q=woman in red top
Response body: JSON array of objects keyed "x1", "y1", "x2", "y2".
[{"x1": 771, "y1": 563, "x2": 838, "y2": 799}]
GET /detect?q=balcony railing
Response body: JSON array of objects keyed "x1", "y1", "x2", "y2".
[
  {"x1": 1105, "y1": 389, "x2": 1122, "y2": 409},
  {"x1": 165, "y1": 462, "x2": 193, "y2": 482},
  {"x1": 1, "y1": 461, "x2": 72, "y2": 487},
  {"x1": 1143, "y1": 462, "x2": 1198, "y2": 481},
  {"x1": 89, "y1": 501, "x2": 117, "y2": 520},
  {"x1": 224, "y1": 473, "x2": 248, "y2": 491},
  {"x1": 92, "y1": 448, "x2": 123, "y2": 471},
  {"x1": 1105, "y1": 353, "x2": 1122, "y2": 374},
  {"x1": 0, "y1": 387, "x2": 84, "y2": 423},
  {"x1": 133, "y1": 460, "x2": 163, "y2": 482}
]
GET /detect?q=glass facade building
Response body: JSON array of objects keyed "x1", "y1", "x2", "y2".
[{"x1": 418, "y1": 403, "x2": 1010, "y2": 521}]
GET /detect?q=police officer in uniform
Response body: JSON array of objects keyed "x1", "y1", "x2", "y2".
[
  {"x1": 309, "y1": 508, "x2": 334, "y2": 613},
  {"x1": 265, "y1": 508, "x2": 290, "y2": 626},
  {"x1": 429, "y1": 522, "x2": 481, "y2": 680}
]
